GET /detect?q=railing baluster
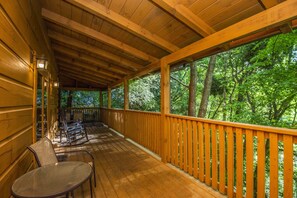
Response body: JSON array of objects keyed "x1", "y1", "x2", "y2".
[
  {"x1": 235, "y1": 128, "x2": 243, "y2": 198},
  {"x1": 246, "y1": 130, "x2": 254, "y2": 197},
  {"x1": 269, "y1": 133, "x2": 278, "y2": 198},
  {"x1": 183, "y1": 119, "x2": 188, "y2": 172},
  {"x1": 211, "y1": 124, "x2": 217, "y2": 190},
  {"x1": 193, "y1": 121, "x2": 198, "y2": 179},
  {"x1": 257, "y1": 131, "x2": 265, "y2": 198},
  {"x1": 227, "y1": 127, "x2": 234, "y2": 197},
  {"x1": 219, "y1": 125, "x2": 225, "y2": 194},
  {"x1": 284, "y1": 135, "x2": 293, "y2": 198},
  {"x1": 199, "y1": 122, "x2": 205, "y2": 182},
  {"x1": 205, "y1": 123, "x2": 211, "y2": 185},
  {"x1": 187, "y1": 120, "x2": 193, "y2": 176}
]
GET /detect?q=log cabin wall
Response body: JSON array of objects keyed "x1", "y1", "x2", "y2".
[{"x1": 0, "y1": 0, "x2": 57, "y2": 196}]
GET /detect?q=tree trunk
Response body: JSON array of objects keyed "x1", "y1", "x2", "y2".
[
  {"x1": 198, "y1": 55, "x2": 217, "y2": 118},
  {"x1": 188, "y1": 61, "x2": 197, "y2": 116}
]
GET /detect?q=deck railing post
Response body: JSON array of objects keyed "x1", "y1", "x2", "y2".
[
  {"x1": 160, "y1": 58, "x2": 170, "y2": 163},
  {"x1": 108, "y1": 87, "x2": 111, "y2": 124},
  {"x1": 124, "y1": 78, "x2": 129, "y2": 137}
]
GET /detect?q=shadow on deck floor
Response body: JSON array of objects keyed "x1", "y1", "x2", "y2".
[{"x1": 54, "y1": 125, "x2": 225, "y2": 198}]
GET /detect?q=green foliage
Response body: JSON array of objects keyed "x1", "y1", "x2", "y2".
[
  {"x1": 111, "y1": 86, "x2": 124, "y2": 109},
  {"x1": 129, "y1": 73, "x2": 160, "y2": 112},
  {"x1": 60, "y1": 90, "x2": 99, "y2": 108}
]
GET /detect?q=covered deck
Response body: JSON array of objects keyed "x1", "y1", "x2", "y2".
[
  {"x1": 1, "y1": 0, "x2": 297, "y2": 197},
  {"x1": 57, "y1": 125, "x2": 224, "y2": 198}
]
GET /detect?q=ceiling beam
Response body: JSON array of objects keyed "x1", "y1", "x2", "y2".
[
  {"x1": 60, "y1": 74, "x2": 105, "y2": 88},
  {"x1": 258, "y1": 0, "x2": 292, "y2": 33},
  {"x1": 150, "y1": 0, "x2": 215, "y2": 37},
  {"x1": 48, "y1": 30, "x2": 143, "y2": 70},
  {"x1": 59, "y1": 67, "x2": 109, "y2": 85},
  {"x1": 258, "y1": 0, "x2": 285, "y2": 9},
  {"x1": 60, "y1": 87, "x2": 103, "y2": 91},
  {"x1": 65, "y1": 0, "x2": 179, "y2": 53},
  {"x1": 42, "y1": 8, "x2": 159, "y2": 63},
  {"x1": 55, "y1": 56, "x2": 124, "y2": 79},
  {"x1": 52, "y1": 44, "x2": 127, "y2": 78},
  {"x1": 164, "y1": 0, "x2": 297, "y2": 64},
  {"x1": 59, "y1": 62, "x2": 117, "y2": 82}
]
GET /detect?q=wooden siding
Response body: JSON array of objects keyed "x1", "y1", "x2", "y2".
[{"x1": 0, "y1": 0, "x2": 57, "y2": 197}]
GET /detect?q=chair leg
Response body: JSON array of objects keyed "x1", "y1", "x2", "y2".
[
  {"x1": 89, "y1": 177, "x2": 93, "y2": 198},
  {"x1": 93, "y1": 165, "x2": 96, "y2": 187}
]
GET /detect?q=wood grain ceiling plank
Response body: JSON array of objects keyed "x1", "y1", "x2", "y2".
[
  {"x1": 55, "y1": 55, "x2": 123, "y2": 79},
  {"x1": 59, "y1": 67, "x2": 110, "y2": 85},
  {"x1": 48, "y1": 30, "x2": 143, "y2": 69},
  {"x1": 59, "y1": 58, "x2": 119, "y2": 81},
  {"x1": 52, "y1": 43, "x2": 135, "y2": 74},
  {"x1": 59, "y1": 63, "x2": 115, "y2": 82},
  {"x1": 59, "y1": 72, "x2": 105, "y2": 86},
  {"x1": 54, "y1": 48, "x2": 132, "y2": 75},
  {"x1": 65, "y1": 0, "x2": 179, "y2": 53},
  {"x1": 42, "y1": 8, "x2": 158, "y2": 62},
  {"x1": 150, "y1": 0, "x2": 216, "y2": 37}
]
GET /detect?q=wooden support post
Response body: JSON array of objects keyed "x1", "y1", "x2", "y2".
[
  {"x1": 160, "y1": 58, "x2": 170, "y2": 162},
  {"x1": 108, "y1": 87, "x2": 111, "y2": 109},
  {"x1": 41, "y1": 76, "x2": 45, "y2": 138},
  {"x1": 124, "y1": 78, "x2": 129, "y2": 136},
  {"x1": 46, "y1": 80, "x2": 50, "y2": 138},
  {"x1": 32, "y1": 51, "x2": 37, "y2": 143},
  {"x1": 99, "y1": 90, "x2": 103, "y2": 108},
  {"x1": 99, "y1": 90, "x2": 103, "y2": 121}
]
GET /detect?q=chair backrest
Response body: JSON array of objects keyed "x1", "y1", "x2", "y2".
[{"x1": 28, "y1": 137, "x2": 58, "y2": 167}]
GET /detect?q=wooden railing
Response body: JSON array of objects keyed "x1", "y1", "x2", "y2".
[
  {"x1": 100, "y1": 108, "x2": 297, "y2": 197},
  {"x1": 100, "y1": 108, "x2": 161, "y2": 155},
  {"x1": 100, "y1": 108, "x2": 124, "y2": 133},
  {"x1": 125, "y1": 110, "x2": 161, "y2": 155},
  {"x1": 165, "y1": 114, "x2": 297, "y2": 198},
  {"x1": 62, "y1": 107, "x2": 100, "y2": 123}
]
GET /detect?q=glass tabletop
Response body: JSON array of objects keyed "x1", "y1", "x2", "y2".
[{"x1": 12, "y1": 161, "x2": 92, "y2": 198}]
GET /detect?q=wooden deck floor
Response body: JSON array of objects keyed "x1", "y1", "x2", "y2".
[{"x1": 54, "y1": 125, "x2": 225, "y2": 198}]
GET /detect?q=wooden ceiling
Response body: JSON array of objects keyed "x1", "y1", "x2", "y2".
[{"x1": 40, "y1": 0, "x2": 296, "y2": 89}]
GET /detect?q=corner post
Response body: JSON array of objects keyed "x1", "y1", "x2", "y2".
[
  {"x1": 124, "y1": 78, "x2": 129, "y2": 136},
  {"x1": 32, "y1": 50, "x2": 37, "y2": 143},
  {"x1": 99, "y1": 90, "x2": 103, "y2": 121},
  {"x1": 160, "y1": 58, "x2": 170, "y2": 163},
  {"x1": 107, "y1": 87, "x2": 111, "y2": 125},
  {"x1": 108, "y1": 87, "x2": 111, "y2": 109}
]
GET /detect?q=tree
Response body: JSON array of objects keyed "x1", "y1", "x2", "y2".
[
  {"x1": 188, "y1": 60, "x2": 197, "y2": 116},
  {"x1": 198, "y1": 55, "x2": 216, "y2": 117}
]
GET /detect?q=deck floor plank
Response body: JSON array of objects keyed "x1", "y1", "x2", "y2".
[{"x1": 55, "y1": 125, "x2": 225, "y2": 198}]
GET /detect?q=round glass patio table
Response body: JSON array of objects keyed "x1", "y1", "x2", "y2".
[{"x1": 11, "y1": 161, "x2": 92, "y2": 198}]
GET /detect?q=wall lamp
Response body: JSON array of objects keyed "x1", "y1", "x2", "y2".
[
  {"x1": 36, "y1": 58, "x2": 48, "y2": 70},
  {"x1": 53, "y1": 81, "x2": 59, "y2": 88}
]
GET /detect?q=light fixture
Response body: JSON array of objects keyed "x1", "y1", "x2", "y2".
[
  {"x1": 44, "y1": 81, "x2": 47, "y2": 87},
  {"x1": 36, "y1": 58, "x2": 48, "y2": 70},
  {"x1": 53, "y1": 81, "x2": 59, "y2": 88}
]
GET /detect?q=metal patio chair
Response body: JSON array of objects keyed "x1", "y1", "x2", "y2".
[{"x1": 28, "y1": 137, "x2": 97, "y2": 187}]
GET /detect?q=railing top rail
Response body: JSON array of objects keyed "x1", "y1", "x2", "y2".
[
  {"x1": 166, "y1": 113, "x2": 297, "y2": 136},
  {"x1": 126, "y1": 109, "x2": 161, "y2": 115},
  {"x1": 100, "y1": 108, "x2": 161, "y2": 115},
  {"x1": 62, "y1": 107, "x2": 100, "y2": 109}
]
